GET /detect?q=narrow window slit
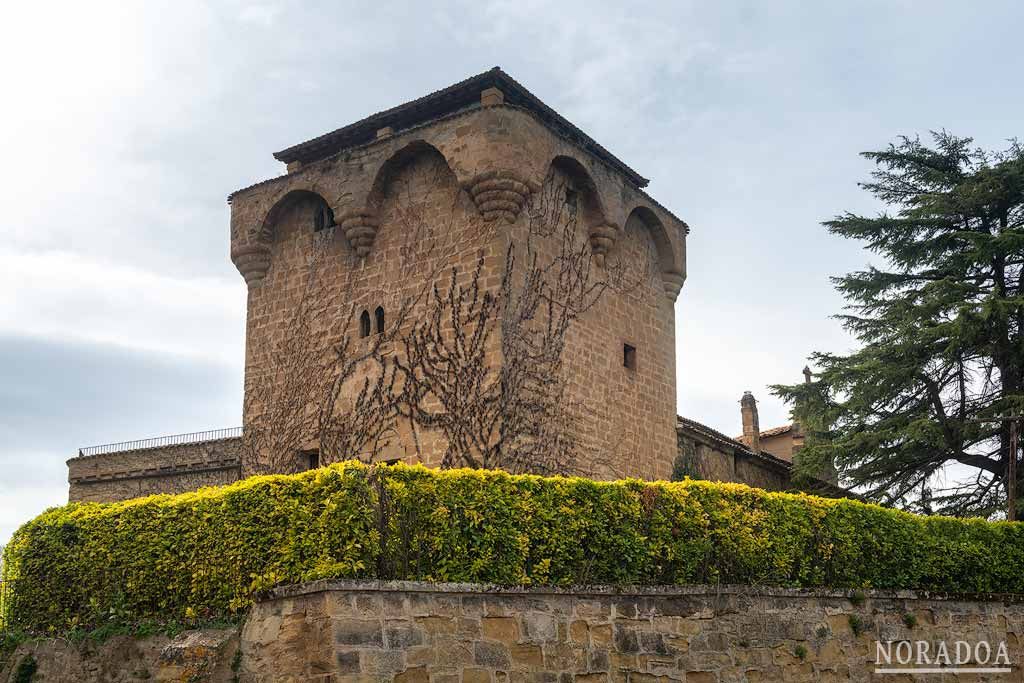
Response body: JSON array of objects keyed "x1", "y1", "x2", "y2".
[
  {"x1": 313, "y1": 203, "x2": 334, "y2": 232},
  {"x1": 623, "y1": 343, "x2": 637, "y2": 370},
  {"x1": 359, "y1": 310, "x2": 371, "y2": 338}
]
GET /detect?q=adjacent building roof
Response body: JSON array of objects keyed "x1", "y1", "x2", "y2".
[
  {"x1": 678, "y1": 415, "x2": 854, "y2": 499},
  {"x1": 733, "y1": 423, "x2": 795, "y2": 442},
  {"x1": 272, "y1": 67, "x2": 649, "y2": 188},
  {"x1": 677, "y1": 415, "x2": 792, "y2": 473}
]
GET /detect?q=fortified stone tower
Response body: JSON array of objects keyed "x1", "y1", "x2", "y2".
[{"x1": 228, "y1": 68, "x2": 688, "y2": 480}]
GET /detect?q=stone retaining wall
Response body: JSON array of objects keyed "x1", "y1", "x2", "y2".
[
  {"x1": 0, "y1": 628, "x2": 238, "y2": 682},
  {"x1": 5, "y1": 581, "x2": 1023, "y2": 681},
  {"x1": 244, "y1": 581, "x2": 1023, "y2": 682}
]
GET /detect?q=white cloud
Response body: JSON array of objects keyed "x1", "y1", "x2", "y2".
[
  {"x1": 1, "y1": 0, "x2": 1022, "y2": 541},
  {"x1": 0, "y1": 482, "x2": 66, "y2": 551},
  {"x1": 238, "y1": 2, "x2": 284, "y2": 27},
  {"x1": 0, "y1": 248, "x2": 245, "y2": 366}
]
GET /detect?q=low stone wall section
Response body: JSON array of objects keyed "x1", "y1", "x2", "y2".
[
  {"x1": 244, "y1": 580, "x2": 1024, "y2": 682},
  {"x1": 6, "y1": 581, "x2": 1022, "y2": 681},
  {"x1": 67, "y1": 437, "x2": 243, "y2": 503}
]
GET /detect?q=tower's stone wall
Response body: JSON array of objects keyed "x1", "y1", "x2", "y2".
[{"x1": 229, "y1": 99, "x2": 687, "y2": 480}]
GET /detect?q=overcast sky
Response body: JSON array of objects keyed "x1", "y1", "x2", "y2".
[{"x1": 2, "y1": 1, "x2": 1022, "y2": 544}]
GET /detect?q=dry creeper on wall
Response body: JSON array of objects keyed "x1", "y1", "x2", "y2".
[{"x1": 243, "y1": 167, "x2": 643, "y2": 477}]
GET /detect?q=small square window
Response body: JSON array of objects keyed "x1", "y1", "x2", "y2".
[{"x1": 623, "y1": 343, "x2": 637, "y2": 371}]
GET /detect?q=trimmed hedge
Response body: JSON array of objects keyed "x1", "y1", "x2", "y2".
[{"x1": 3, "y1": 461, "x2": 1023, "y2": 632}]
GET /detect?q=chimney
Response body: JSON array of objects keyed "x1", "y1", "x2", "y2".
[
  {"x1": 741, "y1": 391, "x2": 760, "y2": 453},
  {"x1": 481, "y1": 86, "x2": 505, "y2": 106}
]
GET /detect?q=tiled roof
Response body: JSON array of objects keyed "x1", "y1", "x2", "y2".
[
  {"x1": 732, "y1": 423, "x2": 794, "y2": 442},
  {"x1": 678, "y1": 415, "x2": 855, "y2": 499},
  {"x1": 759, "y1": 424, "x2": 795, "y2": 438},
  {"x1": 272, "y1": 67, "x2": 649, "y2": 188},
  {"x1": 677, "y1": 415, "x2": 791, "y2": 472}
]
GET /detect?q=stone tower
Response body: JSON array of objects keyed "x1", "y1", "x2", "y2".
[{"x1": 228, "y1": 68, "x2": 688, "y2": 480}]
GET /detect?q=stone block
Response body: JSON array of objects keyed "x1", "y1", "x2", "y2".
[
  {"x1": 363, "y1": 649, "x2": 405, "y2": 675},
  {"x1": 522, "y1": 613, "x2": 558, "y2": 642},
  {"x1": 475, "y1": 640, "x2": 511, "y2": 669},
  {"x1": 395, "y1": 665, "x2": 430, "y2": 683},
  {"x1": 638, "y1": 654, "x2": 677, "y2": 678},
  {"x1": 406, "y1": 645, "x2": 437, "y2": 667},
  {"x1": 628, "y1": 674, "x2": 675, "y2": 683},
  {"x1": 387, "y1": 624, "x2": 425, "y2": 648},
  {"x1": 683, "y1": 672, "x2": 716, "y2": 683},
  {"x1": 482, "y1": 616, "x2": 519, "y2": 642},
  {"x1": 574, "y1": 600, "x2": 611, "y2": 620},
  {"x1": 639, "y1": 631, "x2": 669, "y2": 655},
  {"x1": 429, "y1": 672, "x2": 460, "y2": 683},
  {"x1": 586, "y1": 648, "x2": 610, "y2": 672},
  {"x1": 613, "y1": 625, "x2": 640, "y2": 653},
  {"x1": 463, "y1": 666, "x2": 493, "y2": 683},
  {"x1": 335, "y1": 650, "x2": 361, "y2": 674},
  {"x1": 433, "y1": 637, "x2": 475, "y2": 668},
  {"x1": 509, "y1": 643, "x2": 544, "y2": 668},
  {"x1": 417, "y1": 616, "x2": 459, "y2": 635},
  {"x1": 590, "y1": 624, "x2": 614, "y2": 648},
  {"x1": 542, "y1": 642, "x2": 577, "y2": 670},
  {"x1": 333, "y1": 618, "x2": 384, "y2": 647}
]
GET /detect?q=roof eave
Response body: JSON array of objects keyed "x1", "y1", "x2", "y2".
[{"x1": 270, "y1": 67, "x2": 649, "y2": 189}]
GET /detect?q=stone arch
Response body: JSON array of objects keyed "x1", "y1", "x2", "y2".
[
  {"x1": 359, "y1": 310, "x2": 371, "y2": 338},
  {"x1": 547, "y1": 155, "x2": 608, "y2": 228},
  {"x1": 256, "y1": 188, "x2": 334, "y2": 244},
  {"x1": 544, "y1": 155, "x2": 619, "y2": 266},
  {"x1": 366, "y1": 140, "x2": 458, "y2": 209},
  {"x1": 623, "y1": 205, "x2": 685, "y2": 299},
  {"x1": 234, "y1": 188, "x2": 334, "y2": 287},
  {"x1": 338, "y1": 141, "x2": 460, "y2": 257}
]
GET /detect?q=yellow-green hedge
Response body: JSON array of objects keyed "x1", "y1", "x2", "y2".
[{"x1": 3, "y1": 461, "x2": 1023, "y2": 632}]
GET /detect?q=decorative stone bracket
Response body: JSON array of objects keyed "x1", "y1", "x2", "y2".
[
  {"x1": 464, "y1": 170, "x2": 538, "y2": 223},
  {"x1": 588, "y1": 223, "x2": 618, "y2": 267},
  {"x1": 662, "y1": 271, "x2": 686, "y2": 301},
  {"x1": 338, "y1": 209, "x2": 380, "y2": 257},
  {"x1": 231, "y1": 243, "x2": 272, "y2": 288}
]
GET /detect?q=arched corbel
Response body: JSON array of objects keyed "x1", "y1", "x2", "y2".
[
  {"x1": 337, "y1": 208, "x2": 380, "y2": 257},
  {"x1": 662, "y1": 271, "x2": 686, "y2": 301},
  {"x1": 231, "y1": 242, "x2": 273, "y2": 288},
  {"x1": 620, "y1": 205, "x2": 687, "y2": 302},
  {"x1": 464, "y1": 169, "x2": 539, "y2": 223},
  {"x1": 588, "y1": 223, "x2": 619, "y2": 267}
]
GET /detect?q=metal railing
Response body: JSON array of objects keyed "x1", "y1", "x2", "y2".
[{"x1": 78, "y1": 427, "x2": 243, "y2": 458}]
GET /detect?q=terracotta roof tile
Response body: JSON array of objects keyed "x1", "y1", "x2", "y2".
[{"x1": 732, "y1": 423, "x2": 795, "y2": 442}]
